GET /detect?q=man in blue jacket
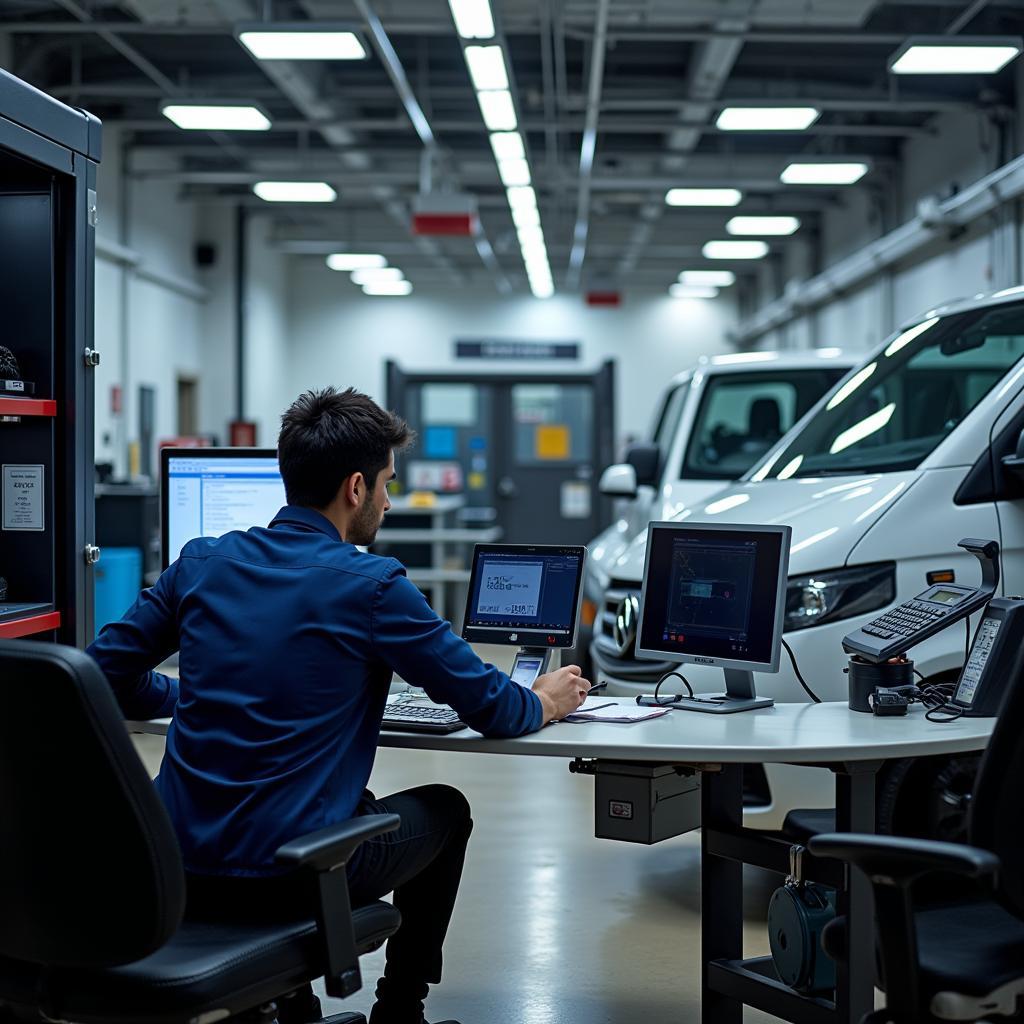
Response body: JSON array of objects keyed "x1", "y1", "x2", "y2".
[{"x1": 88, "y1": 387, "x2": 590, "y2": 1024}]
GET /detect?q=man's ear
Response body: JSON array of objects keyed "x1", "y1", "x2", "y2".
[{"x1": 342, "y1": 472, "x2": 365, "y2": 507}]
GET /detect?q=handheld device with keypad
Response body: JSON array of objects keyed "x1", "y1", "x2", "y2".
[{"x1": 842, "y1": 538, "x2": 1000, "y2": 664}]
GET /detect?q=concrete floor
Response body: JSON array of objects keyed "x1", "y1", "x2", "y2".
[{"x1": 132, "y1": 735, "x2": 787, "y2": 1024}]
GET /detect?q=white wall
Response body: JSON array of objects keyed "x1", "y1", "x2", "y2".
[
  {"x1": 93, "y1": 136, "x2": 288, "y2": 475},
  {"x1": 286, "y1": 262, "x2": 739, "y2": 444},
  {"x1": 754, "y1": 106, "x2": 1023, "y2": 356}
]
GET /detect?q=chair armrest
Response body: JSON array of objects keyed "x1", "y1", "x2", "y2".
[
  {"x1": 273, "y1": 814, "x2": 401, "y2": 1001},
  {"x1": 274, "y1": 814, "x2": 401, "y2": 872},
  {"x1": 808, "y1": 833, "x2": 1000, "y2": 886}
]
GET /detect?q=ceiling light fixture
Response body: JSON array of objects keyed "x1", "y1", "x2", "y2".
[
  {"x1": 511, "y1": 204, "x2": 540, "y2": 229},
  {"x1": 464, "y1": 45, "x2": 509, "y2": 90},
  {"x1": 726, "y1": 215, "x2": 801, "y2": 236},
  {"x1": 362, "y1": 280, "x2": 413, "y2": 296},
  {"x1": 253, "y1": 181, "x2": 336, "y2": 202},
  {"x1": 236, "y1": 25, "x2": 367, "y2": 61},
  {"x1": 679, "y1": 270, "x2": 736, "y2": 287},
  {"x1": 703, "y1": 240, "x2": 769, "y2": 260},
  {"x1": 497, "y1": 157, "x2": 531, "y2": 187},
  {"x1": 669, "y1": 284, "x2": 719, "y2": 299},
  {"x1": 161, "y1": 101, "x2": 271, "y2": 131},
  {"x1": 716, "y1": 107, "x2": 820, "y2": 131},
  {"x1": 489, "y1": 131, "x2": 525, "y2": 161},
  {"x1": 448, "y1": 0, "x2": 495, "y2": 39},
  {"x1": 506, "y1": 185, "x2": 538, "y2": 211},
  {"x1": 477, "y1": 89, "x2": 517, "y2": 131},
  {"x1": 781, "y1": 162, "x2": 869, "y2": 185},
  {"x1": 350, "y1": 267, "x2": 405, "y2": 285},
  {"x1": 889, "y1": 36, "x2": 1022, "y2": 74},
  {"x1": 326, "y1": 253, "x2": 387, "y2": 271},
  {"x1": 665, "y1": 187, "x2": 743, "y2": 207}
]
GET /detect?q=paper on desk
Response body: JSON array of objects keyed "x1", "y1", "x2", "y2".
[{"x1": 563, "y1": 702, "x2": 669, "y2": 723}]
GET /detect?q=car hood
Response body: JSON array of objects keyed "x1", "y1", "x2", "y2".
[{"x1": 607, "y1": 472, "x2": 920, "y2": 584}]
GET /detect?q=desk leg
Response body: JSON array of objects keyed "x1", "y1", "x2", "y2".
[
  {"x1": 701, "y1": 765, "x2": 743, "y2": 1024},
  {"x1": 834, "y1": 762, "x2": 880, "y2": 1024}
]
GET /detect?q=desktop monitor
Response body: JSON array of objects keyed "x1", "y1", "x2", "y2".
[
  {"x1": 462, "y1": 544, "x2": 587, "y2": 650},
  {"x1": 161, "y1": 448, "x2": 286, "y2": 568},
  {"x1": 636, "y1": 521, "x2": 791, "y2": 713}
]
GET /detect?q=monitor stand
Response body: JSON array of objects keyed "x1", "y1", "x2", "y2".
[{"x1": 668, "y1": 668, "x2": 774, "y2": 715}]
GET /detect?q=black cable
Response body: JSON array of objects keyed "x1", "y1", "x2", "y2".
[
  {"x1": 652, "y1": 670, "x2": 693, "y2": 704},
  {"x1": 782, "y1": 638, "x2": 822, "y2": 703}
]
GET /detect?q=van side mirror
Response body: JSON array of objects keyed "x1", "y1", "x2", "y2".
[
  {"x1": 625, "y1": 442, "x2": 661, "y2": 488},
  {"x1": 599, "y1": 464, "x2": 638, "y2": 498}
]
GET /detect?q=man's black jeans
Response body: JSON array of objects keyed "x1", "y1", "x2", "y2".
[{"x1": 187, "y1": 784, "x2": 473, "y2": 1024}]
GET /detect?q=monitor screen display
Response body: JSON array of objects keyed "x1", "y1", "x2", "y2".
[
  {"x1": 462, "y1": 544, "x2": 586, "y2": 648},
  {"x1": 162, "y1": 449, "x2": 285, "y2": 567},
  {"x1": 637, "y1": 522, "x2": 790, "y2": 671}
]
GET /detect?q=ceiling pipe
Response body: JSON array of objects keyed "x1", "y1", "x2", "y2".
[
  {"x1": 566, "y1": 0, "x2": 611, "y2": 290},
  {"x1": 732, "y1": 151, "x2": 1024, "y2": 344}
]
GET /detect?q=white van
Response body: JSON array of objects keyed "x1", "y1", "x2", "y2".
[
  {"x1": 591, "y1": 288, "x2": 1024, "y2": 833},
  {"x1": 579, "y1": 352, "x2": 853, "y2": 660}
]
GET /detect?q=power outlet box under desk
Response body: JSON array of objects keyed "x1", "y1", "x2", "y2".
[{"x1": 594, "y1": 762, "x2": 701, "y2": 844}]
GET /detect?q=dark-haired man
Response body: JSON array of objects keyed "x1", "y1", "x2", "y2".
[{"x1": 88, "y1": 387, "x2": 590, "y2": 1024}]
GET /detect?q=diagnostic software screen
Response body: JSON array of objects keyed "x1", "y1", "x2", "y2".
[
  {"x1": 463, "y1": 545, "x2": 585, "y2": 646},
  {"x1": 163, "y1": 450, "x2": 285, "y2": 566},
  {"x1": 637, "y1": 524, "x2": 788, "y2": 668}
]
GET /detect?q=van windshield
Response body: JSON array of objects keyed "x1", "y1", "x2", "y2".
[{"x1": 751, "y1": 302, "x2": 1024, "y2": 480}]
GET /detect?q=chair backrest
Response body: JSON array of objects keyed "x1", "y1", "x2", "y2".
[
  {"x1": 0, "y1": 639, "x2": 185, "y2": 968},
  {"x1": 747, "y1": 397, "x2": 782, "y2": 440},
  {"x1": 969, "y1": 659, "x2": 1024, "y2": 917}
]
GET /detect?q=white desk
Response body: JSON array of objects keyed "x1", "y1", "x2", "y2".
[{"x1": 127, "y1": 701, "x2": 996, "y2": 1024}]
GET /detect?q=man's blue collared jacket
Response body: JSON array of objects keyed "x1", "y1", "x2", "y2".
[{"x1": 87, "y1": 505, "x2": 543, "y2": 876}]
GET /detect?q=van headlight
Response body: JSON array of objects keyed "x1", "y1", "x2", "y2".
[{"x1": 785, "y1": 562, "x2": 895, "y2": 632}]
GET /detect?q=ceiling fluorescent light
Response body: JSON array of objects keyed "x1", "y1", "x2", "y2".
[
  {"x1": 448, "y1": 0, "x2": 495, "y2": 39},
  {"x1": 498, "y1": 157, "x2": 531, "y2": 187},
  {"x1": 490, "y1": 131, "x2": 525, "y2": 161},
  {"x1": 517, "y1": 225, "x2": 545, "y2": 249},
  {"x1": 326, "y1": 253, "x2": 387, "y2": 271},
  {"x1": 363, "y1": 280, "x2": 413, "y2": 296},
  {"x1": 351, "y1": 267, "x2": 405, "y2": 285},
  {"x1": 237, "y1": 26, "x2": 367, "y2": 61},
  {"x1": 716, "y1": 107, "x2": 820, "y2": 131},
  {"x1": 161, "y1": 101, "x2": 271, "y2": 131},
  {"x1": 670, "y1": 284, "x2": 719, "y2": 299},
  {"x1": 665, "y1": 188, "x2": 742, "y2": 207},
  {"x1": 511, "y1": 204, "x2": 540, "y2": 229},
  {"x1": 506, "y1": 185, "x2": 538, "y2": 211},
  {"x1": 889, "y1": 36, "x2": 1022, "y2": 75},
  {"x1": 703, "y1": 240, "x2": 769, "y2": 260},
  {"x1": 465, "y1": 45, "x2": 509, "y2": 91},
  {"x1": 781, "y1": 162, "x2": 869, "y2": 185},
  {"x1": 253, "y1": 181, "x2": 336, "y2": 202},
  {"x1": 477, "y1": 90, "x2": 517, "y2": 131},
  {"x1": 679, "y1": 270, "x2": 736, "y2": 286},
  {"x1": 726, "y1": 215, "x2": 801, "y2": 236}
]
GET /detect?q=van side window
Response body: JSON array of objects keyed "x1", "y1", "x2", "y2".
[
  {"x1": 652, "y1": 383, "x2": 688, "y2": 470},
  {"x1": 682, "y1": 370, "x2": 845, "y2": 480}
]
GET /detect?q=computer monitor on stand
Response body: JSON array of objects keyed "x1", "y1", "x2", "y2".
[
  {"x1": 462, "y1": 544, "x2": 587, "y2": 685},
  {"x1": 636, "y1": 521, "x2": 791, "y2": 714},
  {"x1": 161, "y1": 448, "x2": 285, "y2": 568}
]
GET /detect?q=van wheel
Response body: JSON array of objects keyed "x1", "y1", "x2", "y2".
[{"x1": 876, "y1": 753, "x2": 980, "y2": 842}]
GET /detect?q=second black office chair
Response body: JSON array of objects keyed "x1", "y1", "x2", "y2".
[
  {"x1": 0, "y1": 638, "x2": 402, "y2": 1024},
  {"x1": 809, "y1": 661, "x2": 1024, "y2": 1024}
]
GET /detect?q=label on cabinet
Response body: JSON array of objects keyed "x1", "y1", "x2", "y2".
[{"x1": 2, "y1": 464, "x2": 44, "y2": 531}]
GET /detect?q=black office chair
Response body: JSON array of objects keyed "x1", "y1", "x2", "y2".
[
  {"x1": 0, "y1": 639, "x2": 402, "y2": 1024},
  {"x1": 808, "y1": 665, "x2": 1024, "y2": 1024}
]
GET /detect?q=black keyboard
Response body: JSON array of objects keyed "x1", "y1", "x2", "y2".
[{"x1": 381, "y1": 703, "x2": 466, "y2": 734}]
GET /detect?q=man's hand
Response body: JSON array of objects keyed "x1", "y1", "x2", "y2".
[{"x1": 532, "y1": 664, "x2": 591, "y2": 725}]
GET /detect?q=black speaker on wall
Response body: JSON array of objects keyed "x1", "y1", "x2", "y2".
[{"x1": 195, "y1": 242, "x2": 216, "y2": 267}]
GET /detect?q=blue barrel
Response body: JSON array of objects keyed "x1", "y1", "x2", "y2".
[{"x1": 94, "y1": 547, "x2": 143, "y2": 633}]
